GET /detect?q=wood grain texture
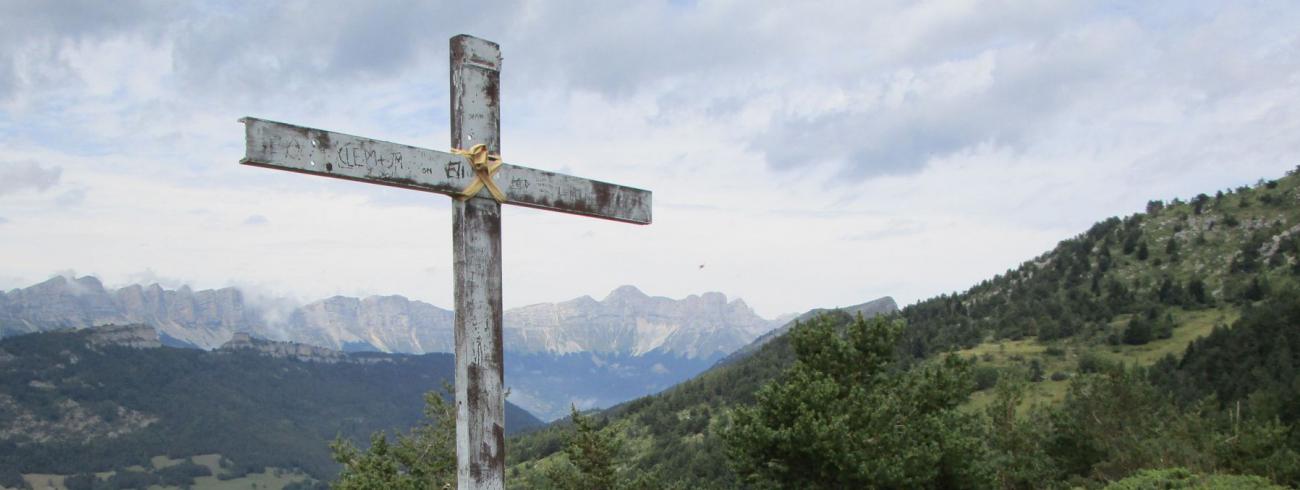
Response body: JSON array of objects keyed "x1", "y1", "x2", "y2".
[
  {"x1": 450, "y1": 34, "x2": 506, "y2": 490},
  {"x1": 240, "y1": 117, "x2": 651, "y2": 224}
]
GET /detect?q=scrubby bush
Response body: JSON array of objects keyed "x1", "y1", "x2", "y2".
[
  {"x1": 1104, "y1": 467, "x2": 1283, "y2": 489},
  {"x1": 1077, "y1": 352, "x2": 1113, "y2": 374},
  {"x1": 974, "y1": 365, "x2": 1000, "y2": 391},
  {"x1": 106, "y1": 469, "x2": 159, "y2": 489},
  {"x1": 63, "y1": 473, "x2": 96, "y2": 490},
  {"x1": 157, "y1": 460, "x2": 212, "y2": 487}
]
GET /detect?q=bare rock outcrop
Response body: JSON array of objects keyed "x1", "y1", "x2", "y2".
[
  {"x1": 87, "y1": 324, "x2": 162, "y2": 349},
  {"x1": 219, "y1": 332, "x2": 348, "y2": 363}
]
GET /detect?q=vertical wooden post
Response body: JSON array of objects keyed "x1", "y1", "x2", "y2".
[{"x1": 450, "y1": 34, "x2": 505, "y2": 490}]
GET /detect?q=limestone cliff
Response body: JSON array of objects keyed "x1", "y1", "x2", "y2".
[
  {"x1": 219, "y1": 332, "x2": 350, "y2": 363},
  {"x1": 0, "y1": 278, "x2": 787, "y2": 360},
  {"x1": 87, "y1": 324, "x2": 162, "y2": 349}
]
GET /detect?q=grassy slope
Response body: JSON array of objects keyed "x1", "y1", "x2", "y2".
[
  {"x1": 962, "y1": 307, "x2": 1242, "y2": 412},
  {"x1": 505, "y1": 169, "x2": 1300, "y2": 487}
]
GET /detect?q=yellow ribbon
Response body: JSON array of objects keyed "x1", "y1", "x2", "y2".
[{"x1": 450, "y1": 144, "x2": 507, "y2": 203}]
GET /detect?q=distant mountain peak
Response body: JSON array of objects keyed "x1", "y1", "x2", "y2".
[
  {"x1": 603, "y1": 285, "x2": 649, "y2": 302},
  {"x1": 73, "y1": 275, "x2": 105, "y2": 290},
  {"x1": 504, "y1": 285, "x2": 784, "y2": 360},
  {"x1": 848, "y1": 296, "x2": 897, "y2": 313},
  {"x1": 567, "y1": 294, "x2": 599, "y2": 305},
  {"x1": 698, "y1": 291, "x2": 728, "y2": 304}
]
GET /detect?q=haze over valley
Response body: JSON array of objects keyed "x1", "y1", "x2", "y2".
[{"x1": 0, "y1": 278, "x2": 840, "y2": 420}]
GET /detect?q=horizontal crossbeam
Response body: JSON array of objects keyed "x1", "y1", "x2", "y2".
[{"x1": 239, "y1": 117, "x2": 652, "y2": 225}]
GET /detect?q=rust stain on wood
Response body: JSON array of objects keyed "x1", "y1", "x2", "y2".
[{"x1": 240, "y1": 117, "x2": 651, "y2": 224}]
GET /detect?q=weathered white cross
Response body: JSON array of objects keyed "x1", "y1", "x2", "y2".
[{"x1": 237, "y1": 35, "x2": 651, "y2": 489}]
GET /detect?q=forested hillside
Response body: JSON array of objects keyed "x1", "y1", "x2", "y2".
[
  {"x1": 504, "y1": 168, "x2": 1300, "y2": 488},
  {"x1": 902, "y1": 169, "x2": 1300, "y2": 357},
  {"x1": 0, "y1": 326, "x2": 541, "y2": 488},
  {"x1": 508, "y1": 310, "x2": 810, "y2": 487}
]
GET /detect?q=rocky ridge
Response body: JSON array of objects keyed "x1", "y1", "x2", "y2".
[
  {"x1": 503, "y1": 286, "x2": 778, "y2": 358},
  {"x1": 0, "y1": 276, "x2": 253, "y2": 349},
  {"x1": 219, "y1": 332, "x2": 355, "y2": 364},
  {"x1": 720, "y1": 296, "x2": 899, "y2": 364},
  {"x1": 87, "y1": 324, "x2": 162, "y2": 349},
  {"x1": 0, "y1": 277, "x2": 787, "y2": 360}
]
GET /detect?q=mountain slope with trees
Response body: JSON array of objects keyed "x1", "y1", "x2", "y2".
[
  {"x1": 901, "y1": 169, "x2": 1300, "y2": 357},
  {"x1": 504, "y1": 167, "x2": 1300, "y2": 488},
  {"x1": 0, "y1": 326, "x2": 541, "y2": 487}
]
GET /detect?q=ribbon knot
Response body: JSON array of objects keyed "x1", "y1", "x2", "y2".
[{"x1": 451, "y1": 144, "x2": 506, "y2": 203}]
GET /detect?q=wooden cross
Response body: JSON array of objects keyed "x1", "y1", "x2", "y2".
[{"x1": 237, "y1": 35, "x2": 651, "y2": 489}]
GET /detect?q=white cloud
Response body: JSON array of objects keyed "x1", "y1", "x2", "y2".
[
  {"x1": 120, "y1": 268, "x2": 190, "y2": 290},
  {"x1": 0, "y1": 160, "x2": 61, "y2": 195},
  {"x1": 0, "y1": 1, "x2": 1298, "y2": 317},
  {"x1": 54, "y1": 188, "x2": 86, "y2": 207}
]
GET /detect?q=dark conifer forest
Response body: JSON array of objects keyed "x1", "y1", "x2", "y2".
[{"x1": 0, "y1": 330, "x2": 540, "y2": 488}]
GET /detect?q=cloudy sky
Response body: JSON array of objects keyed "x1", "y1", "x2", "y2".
[{"x1": 1, "y1": 1, "x2": 1298, "y2": 318}]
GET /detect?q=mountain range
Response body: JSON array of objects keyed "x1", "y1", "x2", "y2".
[
  {"x1": 0, "y1": 279, "x2": 815, "y2": 420},
  {"x1": 0, "y1": 279, "x2": 786, "y2": 358}
]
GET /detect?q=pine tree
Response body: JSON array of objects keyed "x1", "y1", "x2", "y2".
[
  {"x1": 1029, "y1": 359, "x2": 1046, "y2": 383},
  {"x1": 1188, "y1": 278, "x2": 1209, "y2": 305},
  {"x1": 1123, "y1": 317, "x2": 1153, "y2": 345},
  {"x1": 330, "y1": 389, "x2": 457, "y2": 490},
  {"x1": 546, "y1": 406, "x2": 620, "y2": 490},
  {"x1": 1192, "y1": 194, "x2": 1210, "y2": 215},
  {"x1": 1157, "y1": 313, "x2": 1175, "y2": 340},
  {"x1": 986, "y1": 382, "x2": 1058, "y2": 488},
  {"x1": 1241, "y1": 275, "x2": 1269, "y2": 302},
  {"x1": 1123, "y1": 228, "x2": 1142, "y2": 255},
  {"x1": 723, "y1": 314, "x2": 993, "y2": 489}
]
